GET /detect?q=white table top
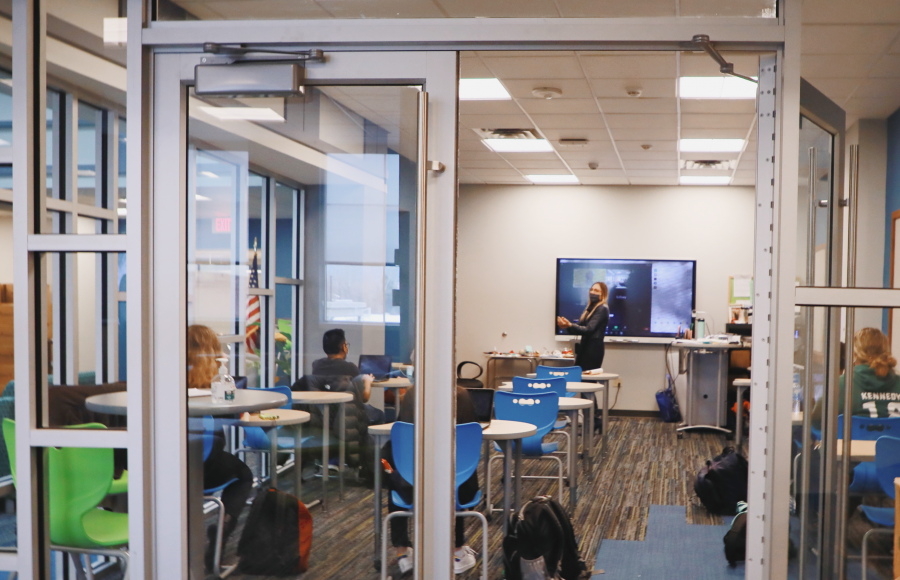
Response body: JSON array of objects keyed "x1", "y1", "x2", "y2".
[
  {"x1": 559, "y1": 398, "x2": 593, "y2": 411},
  {"x1": 369, "y1": 422, "x2": 394, "y2": 437},
  {"x1": 482, "y1": 419, "x2": 537, "y2": 441},
  {"x1": 85, "y1": 389, "x2": 289, "y2": 417},
  {"x1": 525, "y1": 372, "x2": 619, "y2": 381},
  {"x1": 792, "y1": 411, "x2": 803, "y2": 426},
  {"x1": 734, "y1": 379, "x2": 752, "y2": 387},
  {"x1": 836, "y1": 439, "x2": 877, "y2": 462},
  {"x1": 291, "y1": 391, "x2": 354, "y2": 405},
  {"x1": 371, "y1": 377, "x2": 412, "y2": 389},
  {"x1": 236, "y1": 409, "x2": 310, "y2": 427},
  {"x1": 499, "y1": 382, "x2": 603, "y2": 393}
]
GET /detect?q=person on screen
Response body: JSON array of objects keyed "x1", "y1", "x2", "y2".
[
  {"x1": 187, "y1": 325, "x2": 254, "y2": 572},
  {"x1": 557, "y1": 282, "x2": 609, "y2": 370},
  {"x1": 812, "y1": 327, "x2": 900, "y2": 422}
]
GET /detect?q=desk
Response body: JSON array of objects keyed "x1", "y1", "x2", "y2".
[
  {"x1": 290, "y1": 391, "x2": 353, "y2": 511},
  {"x1": 836, "y1": 439, "x2": 877, "y2": 462},
  {"x1": 86, "y1": 389, "x2": 288, "y2": 417},
  {"x1": 371, "y1": 377, "x2": 413, "y2": 411},
  {"x1": 484, "y1": 420, "x2": 537, "y2": 535},
  {"x1": 369, "y1": 422, "x2": 394, "y2": 571},
  {"x1": 734, "y1": 378, "x2": 751, "y2": 450},
  {"x1": 671, "y1": 341, "x2": 739, "y2": 435},
  {"x1": 559, "y1": 398, "x2": 592, "y2": 513},
  {"x1": 236, "y1": 410, "x2": 310, "y2": 492}
]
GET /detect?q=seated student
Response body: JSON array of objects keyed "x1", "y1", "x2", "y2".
[
  {"x1": 382, "y1": 386, "x2": 480, "y2": 576},
  {"x1": 187, "y1": 325, "x2": 255, "y2": 572},
  {"x1": 812, "y1": 327, "x2": 900, "y2": 422},
  {"x1": 312, "y1": 328, "x2": 384, "y2": 425}
]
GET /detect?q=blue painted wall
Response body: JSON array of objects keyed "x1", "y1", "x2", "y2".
[{"x1": 884, "y1": 109, "x2": 900, "y2": 331}]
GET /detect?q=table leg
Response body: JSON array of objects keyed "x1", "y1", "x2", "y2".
[
  {"x1": 322, "y1": 404, "x2": 330, "y2": 512},
  {"x1": 270, "y1": 426, "x2": 279, "y2": 489},
  {"x1": 502, "y1": 440, "x2": 512, "y2": 536},
  {"x1": 374, "y1": 435, "x2": 383, "y2": 568},
  {"x1": 514, "y1": 436, "x2": 523, "y2": 516},
  {"x1": 295, "y1": 423, "x2": 303, "y2": 500},
  {"x1": 585, "y1": 395, "x2": 594, "y2": 480},
  {"x1": 602, "y1": 381, "x2": 610, "y2": 458},
  {"x1": 339, "y1": 403, "x2": 346, "y2": 501},
  {"x1": 568, "y1": 410, "x2": 578, "y2": 514}
]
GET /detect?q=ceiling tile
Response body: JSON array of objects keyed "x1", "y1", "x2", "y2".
[
  {"x1": 626, "y1": 169, "x2": 678, "y2": 177},
  {"x1": 459, "y1": 114, "x2": 535, "y2": 129},
  {"x1": 679, "y1": 52, "x2": 762, "y2": 77},
  {"x1": 508, "y1": 159, "x2": 569, "y2": 170},
  {"x1": 518, "y1": 168, "x2": 573, "y2": 175},
  {"x1": 629, "y1": 177, "x2": 680, "y2": 185},
  {"x1": 464, "y1": 168, "x2": 529, "y2": 181},
  {"x1": 679, "y1": 0, "x2": 774, "y2": 18},
  {"x1": 312, "y1": 0, "x2": 446, "y2": 17},
  {"x1": 680, "y1": 128, "x2": 750, "y2": 139},
  {"x1": 604, "y1": 114, "x2": 677, "y2": 129},
  {"x1": 681, "y1": 113, "x2": 755, "y2": 129},
  {"x1": 579, "y1": 55, "x2": 675, "y2": 79},
  {"x1": 681, "y1": 169, "x2": 732, "y2": 176},
  {"x1": 459, "y1": 138, "x2": 489, "y2": 151},
  {"x1": 589, "y1": 78, "x2": 675, "y2": 98},
  {"x1": 555, "y1": 0, "x2": 675, "y2": 17},
  {"x1": 564, "y1": 157, "x2": 622, "y2": 170},
  {"x1": 853, "y1": 78, "x2": 900, "y2": 98},
  {"x1": 460, "y1": 57, "x2": 495, "y2": 79},
  {"x1": 540, "y1": 128, "x2": 611, "y2": 141},
  {"x1": 579, "y1": 176, "x2": 631, "y2": 185},
  {"x1": 681, "y1": 151, "x2": 742, "y2": 161},
  {"x1": 481, "y1": 56, "x2": 586, "y2": 79},
  {"x1": 459, "y1": 100, "x2": 524, "y2": 115},
  {"x1": 571, "y1": 168, "x2": 628, "y2": 178},
  {"x1": 519, "y1": 99, "x2": 599, "y2": 115},
  {"x1": 596, "y1": 98, "x2": 676, "y2": 114},
  {"x1": 802, "y1": 78, "x2": 862, "y2": 101},
  {"x1": 622, "y1": 160, "x2": 677, "y2": 170},
  {"x1": 616, "y1": 140, "x2": 677, "y2": 152},
  {"x1": 496, "y1": 152, "x2": 562, "y2": 160},
  {"x1": 530, "y1": 114, "x2": 607, "y2": 129},
  {"x1": 558, "y1": 150, "x2": 619, "y2": 162},
  {"x1": 731, "y1": 175, "x2": 756, "y2": 186},
  {"x1": 679, "y1": 100, "x2": 756, "y2": 114},
  {"x1": 458, "y1": 169, "x2": 485, "y2": 185},
  {"x1": 841, "y1": 97, "x2": 900, "y2": 118},
  {"x1": 435, "y1": 0, "x2": 561, "y2": 17},
  {"x1": 183, "y1": 0, "x2": 331, "y2": 19},
  {"x1": 462, "y1": 159, "x2": 515, "y2": 169},
  {"x1": 476, "y1": 51, "x2": 576, "y2": 58},
  {"x1": 458, "y1": 149, "x2": 502, "y2": 161},
  {"x1": 608, "y1": 127, "x2": 677, "y2": 140},
  {"x1": 801, "y1": 54, "x2": 876, "y2": 79},
  {"x1": 802, "y1": 0, "x2": 900, "y2": 24},
  {"x1": 503, "y1": 79, "x2": 594, "y2": 100},
  {"x1": 802, "y1": 25, "x2": 900, "y2": 55},
  {"x1": 618, "y1": 150, "x2": 677, "y2": 160},
  {"x1": 869, "y1": 54, "x2": 900, "y2": 78}
]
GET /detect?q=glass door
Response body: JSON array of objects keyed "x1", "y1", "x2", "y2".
[{"x1": 149, "y1": 51, "x2": 459, "y2": 579}]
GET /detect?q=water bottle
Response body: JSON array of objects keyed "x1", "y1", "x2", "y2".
[
  {"x1": 792, "y1": 371, "x2": 802, "y2": 412},
  {"x1": 211, "y1": 357, "x2": 236, "y2": 403}
]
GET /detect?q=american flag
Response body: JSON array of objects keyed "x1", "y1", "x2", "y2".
[{"x1": 246, "y1": 239, "x2": 261, "y2": 354}]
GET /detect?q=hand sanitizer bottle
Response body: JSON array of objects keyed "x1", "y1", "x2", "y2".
[{"x1": 211, "y1": 357, "x2": 236, "y2": 403}]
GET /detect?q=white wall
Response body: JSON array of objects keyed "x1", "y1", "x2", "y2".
[{"x1": 457, "y1": 184, "x2": 755, "y2": 411}]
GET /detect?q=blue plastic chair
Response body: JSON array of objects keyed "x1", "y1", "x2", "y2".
[
  {"x1": 201, "y1": 416, "x2": 239, "y2": 578},
  {"x1": 856, "y1": 436, "x2": 900, "y2": 580},
  {"x1": 236, "y1": 386, "x2": 311, "y2": 483},
  {"x1": 487, "y1": 391, "x2": 565, "y2": 514},
  {"x1": 511, "y1": 376, "x2": 572, "y2": 457},
  {"x1": 380, "y1": 422, "x2": 488, "y2": 580},
  {"x1": 535, "y1": 365, "x2": 582, "y2": 396},
  {"x1": 841, "y1": 416, "x2": 900, "y2": 494}
]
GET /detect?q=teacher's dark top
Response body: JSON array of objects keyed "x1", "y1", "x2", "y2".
[{"x1": 566, "y1": 303, "x2": 609, "y2": 371}]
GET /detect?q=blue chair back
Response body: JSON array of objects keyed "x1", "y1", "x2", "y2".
[
  {"x1": 874, "y1": 436, "x2": 900, "y2": 498},
  {"x1": 391, "y1": 422, "x2": 416, "y2": 487},
  {"x1": 456, "y1": 423, "x2": 483, "y2": 489},
  {"x1": 494, "y1": 391, "x2": 560, "y2": 454},
  {"x1": 511, "y1": 376, "x2": 566, "y2": 399},
  {"x1": 837, "y1": 415, "x2": 900, "y2": 440},
  {"x1": 247, "y1": 386, "x2": 293, "y2": 410},
  {"x1": 536, "y1": 365, "x2": 582, "y2": 383}
]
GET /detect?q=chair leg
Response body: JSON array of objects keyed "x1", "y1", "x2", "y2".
[
  {"x1": 486, "y1": 453, "x2": 505, "y2": 514},
  {"x1": 51, "y1": 546, "x2": 129, "y2": 580},
  {"x1": 548, "y1": 455, "x2": 564, "y2": 504},
  {"x1": 792, "y1": 452, "x2": 801, "y2": 508},
  {"x1": 456, "y1": 510, "x2": 489, "y2": 580},
  {"x1": 382, "y1": 511, "x2": 413, "y2": 580},
  {"x1": 861, "y1": 528, "x2": 893, "y2": 580}
]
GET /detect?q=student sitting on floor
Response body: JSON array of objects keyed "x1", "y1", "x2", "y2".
[{"x1": 381, "y1": 386, "x2": 480, "y2": 576}]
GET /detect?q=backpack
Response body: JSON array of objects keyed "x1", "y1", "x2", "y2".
[
  {"x1": 655, "y1": 375, "x2": 682, "y2": 423},
  {"x1": 694, "y1": 447, "x2": 748, "y2": 515},
  {"x1": 723, "y1": 501, "x2": 748, "y2": 566},
  {"x1": 238, "y1": 488, "x2": 313, "y2": 575},
  {"x1": 502, "y1": 496, "x2": 590, "y2": 580}
]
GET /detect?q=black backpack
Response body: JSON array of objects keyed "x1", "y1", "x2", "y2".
[
  {"x1": 238, "y1": 488, "x2": 313, "y2": 575},
  {"x1": 723, "y1": 502, "x2": 748, "y2": 566},
  {"x1": 694, "y1": 447, "x2": 748, "y2": 515},
  {"x1": 502, "y1": 496, "x2": 589, "y2": 580}
]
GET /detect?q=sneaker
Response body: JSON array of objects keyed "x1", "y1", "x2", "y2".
[
  {"x1": 454, "y1": 546, "x2": 477, "y2": 575},
  {"x1": 398, "y1": 548, "x2": 414, "y2": 575}
]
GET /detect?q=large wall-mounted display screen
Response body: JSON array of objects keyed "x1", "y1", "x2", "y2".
[{"x1": 555, "y1": 258, "x2": 696, "y2": 338}]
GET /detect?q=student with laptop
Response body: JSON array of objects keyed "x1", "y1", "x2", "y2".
[{"x1": 311, "y1": 328, "x2": 383, "y2": 424}]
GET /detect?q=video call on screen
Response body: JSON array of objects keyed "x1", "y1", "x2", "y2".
[{"x1": 555, "y1": 258, "x2": 696, "y2": 338}]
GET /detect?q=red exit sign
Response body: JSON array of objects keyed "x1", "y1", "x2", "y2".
[{"x1": 214, "y1": 217, "x2": 231, "y2": 233}]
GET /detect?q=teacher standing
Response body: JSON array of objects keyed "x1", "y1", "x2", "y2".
[{"x1": 557, "y1": 282, "x2": 610, "y2": 371}]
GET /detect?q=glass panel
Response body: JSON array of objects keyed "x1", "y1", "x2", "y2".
[
  {"x1": 77, "y1": 102, "x2": 100, "y2": 207},
  {"x1": 45, "y1": 90, "x2": 58, "y2": 200},
  {"x1": 0, "y1": 199, "x2": 13, "y2": 556},
  {"x1": 796, "y1": 115, "x2": 834, "y2": 288},
  {"x1": 186, "y1": 85, "x2": 420, "y2": 578},
  {"x1": 156, "y1": 0, "x2": 775, "y2": 19}
]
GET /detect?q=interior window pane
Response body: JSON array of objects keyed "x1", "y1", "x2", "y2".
[
  {"x1": 275, "y1": 183, "x2": 299, "y2": 279},
  {"x1": 77, "y1": 102, "x2": 99, "y2": 207}
]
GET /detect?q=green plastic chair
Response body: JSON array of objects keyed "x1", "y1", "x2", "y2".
[{"x1": 3, "y1": 419, "x2": 129, "y2": 576}]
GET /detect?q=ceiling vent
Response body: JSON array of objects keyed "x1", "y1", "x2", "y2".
[
  {"x1": 473, "y1": 128, "x2": 542, "y2": 140},
  {"x1": 681, "y1": 159, "x2": 736, "y2": 171},
  {"x1": 558, "y1": 139, "x2": 589, "y2": 148}
]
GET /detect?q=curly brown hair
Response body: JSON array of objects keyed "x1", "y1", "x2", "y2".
[
  {"x1": 854, "y1": 327, "x2": 897, "y2": 378},
  {"x1": 187, "y1": 325, "x2": 223, "y2": 389}
]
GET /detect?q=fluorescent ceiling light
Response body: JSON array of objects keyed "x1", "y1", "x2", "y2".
[
  {"x1": 679, "y1": 76, "x2": 758, "y2": 99},
  {"x1": 680, "y1": 138, "x2": 745, "y2": 153},
  {"x1": 103, "y1": 18, "x2": 127, "y2": 46},
  {"x1": 527, "y1": 174, "x2": 579, "y2": 184},
  {"x1": 679, "y1": 176, "x2": 731, "y2": 186},
  {"x1": 195, "y1": 194, "x2": 211, "y2": 201},
  {"x1": 200, "y1": 106, "x2": 285, "y2": 122},
  {"x1": 200, "y1": 171, "x2": 220, "y2": 179},
  {"x1": 459, "y1": 78, "x2": 511, "y2": 100},
  {"x1": 483, "y1": 139, "x2": 554, "y2": 153}
]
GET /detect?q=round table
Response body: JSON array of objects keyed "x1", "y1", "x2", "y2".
[
  {"x1": 237, "y1": 409, "x2": 310, "y2": 491},
  {"x1": 370, "y1": 378, "x2": 412, "y2": 418},
  {"x1": 483, "y1": 420, "x2": 537, "y2": 535},
  {"x1": 558, "y1": 398, "x2": 592, "y2": 513},
  {"x1": 85, "y1": 389, "x2": 289, "y2": 417},
  {"x1": 290, "y1": 391, "x2": 354, "y2": 510}
]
